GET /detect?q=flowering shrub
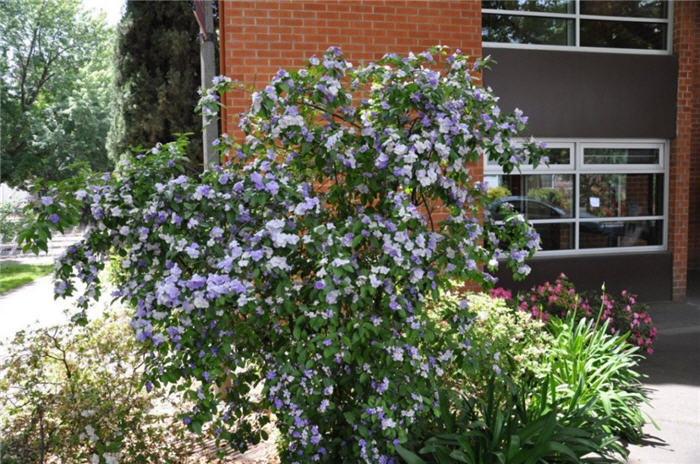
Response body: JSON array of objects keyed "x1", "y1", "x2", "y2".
[
  {"x1": 491, "y1": 274, "x2": 656, "y2": 354},
  {"x1": 18, "y1": 47, "x2": 545, "y2": 463},
  {"x1": 0, "y1": 311, "x2": 204, "y2": 463}
]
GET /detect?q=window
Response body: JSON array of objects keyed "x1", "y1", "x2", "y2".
[
  {"x1": 482, "y1": 1, "x2": 672, "y2": 53},
  {"x1": 484, "y1": 140, "x2": 667, "y2": 254}
]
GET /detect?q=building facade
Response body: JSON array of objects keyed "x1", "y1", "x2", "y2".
[{"x1": 218, "y1": 0, "x2": 699, "y2": 301}]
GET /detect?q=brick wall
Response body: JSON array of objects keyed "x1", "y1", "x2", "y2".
[
  {"x1": 670, "y1": 0, "x2": 699, "y2": 299},
  {"x1": 689, "y1": 4, "x2": 700, "y2": 270},
  {"x1": 218, "y1": 0, "x2": 482, "y2": 134}
]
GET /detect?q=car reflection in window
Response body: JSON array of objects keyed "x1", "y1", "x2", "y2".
[{"x1": 488, "y1": 196, "x2": 625, "y2": 250}]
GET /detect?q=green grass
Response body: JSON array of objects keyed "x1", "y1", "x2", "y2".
[{"x1": 0, "y1": 262, "x2": 54, "y2": 294}]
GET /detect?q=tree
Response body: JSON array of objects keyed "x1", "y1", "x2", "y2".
[
  {"x1": 0, "y1": 0, "x2": 114, "y2": 187},
  {"x1": 109, "y1": 1, "x2": 204, "y2": 171}
]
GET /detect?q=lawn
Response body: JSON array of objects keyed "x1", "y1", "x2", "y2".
[{"x1": 0, "y1": 261, "x2": 54, "y2": 294}]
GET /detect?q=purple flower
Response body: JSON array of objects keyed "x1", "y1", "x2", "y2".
[
  {"x1": 314, "y1": 280, "x2": 325, "y2": 290},
  {"x1": 54, "y1": 281, "x2": 68, "y2": 295},
  {"x1": 41, "y1": 196, "x2": 53, "y2": 206},
  {"x1": 322, "y1": 339, "x2": 332, "y2": 347},
  {"x1": 49, "y1": 213, "x2": 60, "y2": 224}
]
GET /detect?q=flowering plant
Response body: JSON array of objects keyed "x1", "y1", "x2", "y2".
[
  {"x1": 0, "y1": 312, "x2": 204, "y2": 464},
  {"x1": 491, "y1": 274, "x2": 656, "y2": 354},
  {"x1": 18, "y1": 46, "x2": 544, "y2": 463}
]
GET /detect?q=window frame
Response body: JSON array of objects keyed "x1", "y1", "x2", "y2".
[
  {"x1": 482, "y1": 1, "x2": 674, "y2": 55},
  {"x1": 484, "y1": 138, "x2": 669, "y2": 256}
]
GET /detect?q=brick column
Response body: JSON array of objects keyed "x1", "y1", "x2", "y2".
[
  {"x1": 688, "y1": 4, "x2": 700, "y2": 270},
  {"x1": 669, "y1": 0, "x2": 699, "y2": 300}
]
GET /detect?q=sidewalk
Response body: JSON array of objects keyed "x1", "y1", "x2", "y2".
[{"x1": 626, "y1": 270, "x2": 700, "y2": 463}]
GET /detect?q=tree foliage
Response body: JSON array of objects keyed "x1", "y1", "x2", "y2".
[
  {"x1": 0, "y1": 0, "x2": 114, "y2": 186},
  {"x1": 109, "y1": 0, "x2": 203, "y2": 170}
]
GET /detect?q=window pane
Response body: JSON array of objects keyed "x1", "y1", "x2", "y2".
[
  {"x1": 580, "y1": 20, "x2": 667, "y2": 50},
  {"x1": 580, "y1": 1, "x2": 668, "y2": 19},
  {"x1": 579, "y1": 173, "x2": 663, "y2": 218},
  {"x1": 542, "y1": 147, "x2": 570, "y2": 165},
  {"x1": 487, "y1": 174, "x2": 574, "y2": 219},
  {"x1": 579, "y1": 219, "x2": 663, "y2": 248},
  {"x1": 482, "y1": 0, "x2": 575, "y2": 14},
  {"x1": 534, "y1": 223, "x2": 575, "y2": 250},
  {"x1": 487, "y1": 147, "x2": 570, "y2": 166},
  {"x1": 583, "y1": 147, "x2": 659, "y2": 164},
  {"x1": 483, "y1": 14, "x2": 575, "y2": 45}
]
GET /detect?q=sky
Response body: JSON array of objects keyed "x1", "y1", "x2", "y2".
[{"x1": 82, "y1": 0, "x2": 125, "y2": 26}]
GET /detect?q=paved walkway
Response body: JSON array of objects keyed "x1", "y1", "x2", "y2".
[{"x1": 626, "y1": 270, "x2": 700, "y2": 464}]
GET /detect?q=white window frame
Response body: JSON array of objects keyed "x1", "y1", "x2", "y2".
[
  {"x1": 482, "y1": 0, "x2": 674, "y2": 55},
  {"x1": 485, "y1": 138, "x2": 669, "y2": 256}
]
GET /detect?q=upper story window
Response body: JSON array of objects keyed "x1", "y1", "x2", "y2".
[{"x1": 482, "y1": 1, "x2": 672, "y2": 53}]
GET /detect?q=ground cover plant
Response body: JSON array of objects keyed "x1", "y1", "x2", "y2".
[
  {"x1": 16, "y1": 46, "x2": 548, "y2": 463},
  {"x1": 0, "y1": 261, "x2": 53, "y2": 294}
]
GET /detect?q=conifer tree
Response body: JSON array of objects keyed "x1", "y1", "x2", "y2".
[{"x1": 110, "y1": 1, "x2": 203, "y2": 170}]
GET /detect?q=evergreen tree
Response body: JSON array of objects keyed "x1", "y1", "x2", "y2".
[{"x1": 109, "y1": 1, "x2": 203, "y2": 171}]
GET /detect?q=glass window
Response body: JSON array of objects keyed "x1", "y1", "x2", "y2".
[
  {"x1": 485, "y1": 140, "x2": 666, "y2": 254},
  {"x1": 534, "y1": 223, "x2": 575, "y2": 250},
  {"x1": 580, "y1": 20, "x2": 667, "y2": 50},
  {"x1": 579, "y1": 173, "x2": 663, "y2": 217},
  {"x1": 579, "y1": 1, "x2": 668, "y2": 19},
  {"x1": 579, "y1": 219, "x2": 663, "y2": 248},
  {"x1": 583, "y1": 147, "x2": 659, "y2": 165},
  {"x1": 482, "y1": 14, "x2": 575, "y2": 46},
  {"x1": 482, "y1": 0, "x2": 671, "y2": 52},
  {"x1": 487, "y1": 146, "x2": 571, "y2": 166},
  {"x1": 482, "y1": 1, "x2": 575, "y2": 14},
  {"x1": 487, "y1": 174, "x2": 574, "y2": 219}
]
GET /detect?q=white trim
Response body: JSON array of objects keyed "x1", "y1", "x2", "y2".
[
  {"x1": 483, "y1": 42, "x2": 671, "y2": 55},
  {"x1": 483, "y1": 8, "x2": 670, "y2": 24},
  {"x1": 482, "y1": 9, "x2": 576, "y2": 20},
  {"x1": 534, "y1": 244, "x2": 665, "y2": 257}
]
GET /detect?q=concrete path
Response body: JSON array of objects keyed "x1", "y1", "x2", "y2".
[{"x1": 626, "y1": 270, "x2": 700, "y2": 464}]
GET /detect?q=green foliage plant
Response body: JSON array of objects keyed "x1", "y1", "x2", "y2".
[
  {"x1": 17, "y1": 47, "x2": 544, "y2": 463},
  {"x1": 539, "y1": 313, "x2": 651, "y2": 450},
  {"x1": 396, "y1": 375, "x2": 615, "y2": 464}
]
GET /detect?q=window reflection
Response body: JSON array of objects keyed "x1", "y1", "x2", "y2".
[
  {"x1": 487, "y1": 174, "x2": 574, "y2": 219},
  {"x1": 482, "y1": 15, "x2": 575, "y2": 45},
  {"x1": 580, "y1": 220, "x2": 662, "y2": 248},
  {"x1": 580, "y1": 1, "x2": 668, "y2": 18},
  {"x1": 579, "y1": 174, "x2": 663, "y2": 218},
  {"x1": 482, "y1": 0, "x2": 575, "y2": 14},
  {"x1": 583, "y1": 148, "x2": 659, "y2": 164},
  {"x1": 580, "y1": 20, "x2": 666, "y2": 50},
  {"x1": 534, "y1": 223, "x2": 575, "y2": 250}
]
